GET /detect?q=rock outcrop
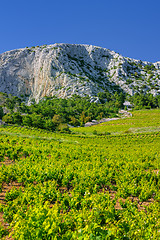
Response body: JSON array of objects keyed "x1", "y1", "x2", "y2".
[{"x1": 0, "y1": 43, "x2": 160, "y2": 102}]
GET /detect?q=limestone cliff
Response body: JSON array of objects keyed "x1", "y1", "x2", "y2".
[{"x1": 0, "y1": 43, "x2": 160, "y2": 102}]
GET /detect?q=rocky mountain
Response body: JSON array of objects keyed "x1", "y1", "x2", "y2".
[{"x1": 0, "y1": 43, "x2": 160, "y2": 102}]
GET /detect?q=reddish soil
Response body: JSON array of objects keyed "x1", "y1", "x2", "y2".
[
  {"x1": 0, "y1": 159, "x2": 157, "y2": 239},
  {"x1": 0, "y1": 159, "x2": 22, "y2": 240},
  {"x1": 101, "y1": 187, "x2": 155, "y2": 211}
]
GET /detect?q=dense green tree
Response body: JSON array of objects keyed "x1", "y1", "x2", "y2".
[
  {"x1": 1, "y1": 91, "x2": 160, "y2": 132},
  {"x1": 0, "y1": 93, "x2": 125, "y2": 131},
  {"x1": 129, "y1": 93, "x2": 160, "y2": 109},
  {"x1": 2, "y1": 114, "x2": 13, "y2": 124},
  {"x1": 157, "y1": 95, "x2": 160, "y2": 108},
  {"x1": 12, "y1": 112, "x2": 22, "y2": 125},
  {"x1": 52, "y1": 114, "x2": 63, "y2": 126},
  {"x1": 44, "y1": 119, "x2": 55, "y2": 131},
  {"x1": 22, "y1": 115, "x2": 32, "y2": 127},
  {"x1": 69, "y1": 116, "x2": 79, "y2": 126},
  {"x1": 31, "y1": 114, "x2": 45, "y2": 128},
  {"x1": 114, "y1": 92, "x2": 125, "y2": 108},
  {"x1": 79, "y1": 111, "x2": 86, "y2": 126},
  {"x1": 5, "y1": 95, "x2": 22, "y2": 111}
]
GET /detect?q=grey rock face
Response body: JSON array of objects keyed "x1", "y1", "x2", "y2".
[{"x1": 0, "y1": 43, "x2": 159, "y2": 102}]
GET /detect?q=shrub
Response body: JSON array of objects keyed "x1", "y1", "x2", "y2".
[
  {"x1": 69, "y1": 116, "x2": 79, "y2": 126},
  {"x1": 93, "y1": 130, "x2": 98, "y2": 135},
  {"x1": 2, "y1": 114, "x2": 13, "y2": 124},
  {"x1": 12, "y1": 112, "x2": 22, "y2": 125},
  {"x1": 22, "y1": 115, "x2": 32, "y2": 126},
  {"x1": 52, "y1": 115, "x2": 63, "y2": 127},
  {"x1": 57, "y1": 123, "x2": 71, "y2": 133},
  {"x1": 0, "y1": 106, "x2": 4, "y2": 119}
]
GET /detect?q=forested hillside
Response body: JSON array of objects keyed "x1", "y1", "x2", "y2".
[{"x1": 0, "y1": 91, "x2": 160, "y2": 133}]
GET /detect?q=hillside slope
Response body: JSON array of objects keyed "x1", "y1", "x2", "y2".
[{"x1": 0, "y1": 43, "x2": 160, "y2": 102}]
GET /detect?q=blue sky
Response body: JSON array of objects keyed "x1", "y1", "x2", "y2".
[{"x1": 0, "y1": 0, "x2": 160, "y2": 62}]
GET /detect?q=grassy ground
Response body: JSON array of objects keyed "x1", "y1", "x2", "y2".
[{"x1": 71, "y1": 109, "x2": 160, "y2": 135}]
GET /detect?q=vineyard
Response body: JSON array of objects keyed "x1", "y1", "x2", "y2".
[
  {"x1": 0, "y1": 109, "x2": 159, "y2": 239},
  {"x1": 72, "y1": 109, "x2": 160, "y2": 135}
]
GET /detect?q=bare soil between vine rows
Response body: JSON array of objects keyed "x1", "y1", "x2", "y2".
[{"x1": 0, "y1": 159, "x2": 157, "y2": 239}]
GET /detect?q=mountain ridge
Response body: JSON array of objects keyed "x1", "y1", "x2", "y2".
[{"x1": 0, "y1": 43, "x2": 160, "y2": 102}]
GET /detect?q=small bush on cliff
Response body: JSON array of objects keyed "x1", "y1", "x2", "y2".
[{"x1": 0, "y1": 106, "x2": 4, "y2": 119}]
